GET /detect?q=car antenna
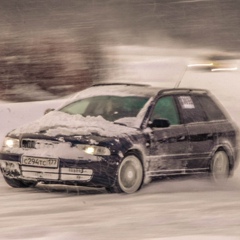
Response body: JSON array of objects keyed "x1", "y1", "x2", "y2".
[{"x1": 174, "y1": 66, "x2": 188, "y2": 88}]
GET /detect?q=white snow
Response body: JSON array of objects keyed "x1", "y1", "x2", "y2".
[
  {"x1": 9, "y1": 111, "x2": 138, "y2": 138},
  {"x1": 1, "y1": 51, "x2": 240, "y2": 240}
]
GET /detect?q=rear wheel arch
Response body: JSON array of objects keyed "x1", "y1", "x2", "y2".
[
  {"x1": 212, "y1": 146, "x2": 234, "y2": 171},
  {"x1": 210, "y1": 147, "x2": 230, "y2": 182}
]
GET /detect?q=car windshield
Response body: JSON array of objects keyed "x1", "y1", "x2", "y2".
[{"x1": 59, "y1": 95, "x2": 149, "y2": 122}]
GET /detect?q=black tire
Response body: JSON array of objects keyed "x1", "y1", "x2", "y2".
[
  {"x1": 3, "y1": 175, "x2": 37, "y2": 188},
  {"x1": 210, "y1": 150, "x2": 230, "y2": 183},
  {"x1": 106, "y1": 154, "x2": 144, "y2": 194}
]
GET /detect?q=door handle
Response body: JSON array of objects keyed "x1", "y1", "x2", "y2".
[
  {"x1": 207, "y1": 133, "x2": 213, "y2": 139},
  {"x1": 178, "y1": 135, "x2": 185, "y2": 141}
]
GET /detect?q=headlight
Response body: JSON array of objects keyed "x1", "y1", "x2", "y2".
[
  {"x1": 76, "y1": 144, "x2": 111, "y2": 156},
  {"x1": 2, "y1": 137, "x2": 19, "y2": 149}
]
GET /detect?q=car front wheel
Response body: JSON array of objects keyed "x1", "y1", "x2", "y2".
[
  {"x1": 106, "y1": 154, "x2": 144, "y2": 194},
  {"x1": 3, "y1": 175, "x2": 37, "y2": 188},
  {"x1": 210, "y1": 150, "x2": 230, "y2": 183}
]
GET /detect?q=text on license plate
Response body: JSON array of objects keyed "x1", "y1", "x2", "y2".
[{"x1": 21, "y1": 156, "x2": 58, "y2": 168}]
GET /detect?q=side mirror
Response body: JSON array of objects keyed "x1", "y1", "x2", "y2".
[
  {"x1": 44, "y1": 108, "x2": 55, "y2": 115},
  {"x1": 149, "y1": 118, "x2": 170, "y2": 128}
]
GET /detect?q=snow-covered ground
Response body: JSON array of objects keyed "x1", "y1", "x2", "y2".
[{"x1": 1, "y1": 52, "x2": 240, "y2": 240}]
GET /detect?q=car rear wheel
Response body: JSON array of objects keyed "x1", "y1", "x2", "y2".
[
  {"x1": 106, "y1": 154, "x2": 144, "y2": 194},
  {"x1": 210, "y1": 150, "x2": 230, "y2": 183},
  {"x1": 3, "y1": 175, "x2": 37, "y2": 188}
]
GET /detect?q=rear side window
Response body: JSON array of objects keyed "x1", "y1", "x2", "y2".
[
  {"x1": 197, "y1": 95, "x2": 226, "y2": 121},
  {"x1": 177, "y1": 95, "x2": 206, "y2": 124}
]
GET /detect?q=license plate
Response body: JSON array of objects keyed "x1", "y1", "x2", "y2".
[{"x1": 21, "y1": 156, "x2": 58, "y2": 168}]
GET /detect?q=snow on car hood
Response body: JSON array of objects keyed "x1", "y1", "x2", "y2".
[{"x1": 9, "y1": 110, "x2": 139, "y2": 138}]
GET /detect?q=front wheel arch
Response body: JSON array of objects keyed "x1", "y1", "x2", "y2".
[
  {"x1": 124, "y1": 149, "x2": 147, "y2": 183},
  {"x1": 124, "y1": 149, "x2": 144, "y2": 165},
  {"x1": 106, "y1": 150, "x2": 144, "y2": 194}
]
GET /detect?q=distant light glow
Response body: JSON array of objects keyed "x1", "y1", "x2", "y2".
[
  {"x1": 187, "y1": 63, "x2": 213, "y2": 67},
  {"x1": 211, "y1": 67, "x2": 238, "y2": 72}
]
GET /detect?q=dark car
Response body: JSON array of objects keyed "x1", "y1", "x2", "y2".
[{"x1": 0, "y1": 83, "x2": 239, "y2": 194}]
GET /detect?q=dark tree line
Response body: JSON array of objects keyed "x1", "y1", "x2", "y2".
[{"x1": 0, "y1": 35, "x2": 107, "y2": 101}]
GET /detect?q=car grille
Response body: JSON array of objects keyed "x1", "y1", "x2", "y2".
[
  {"x1": 21, "y1": 139, "x2": 35, "y2": 148},
  {"x1": 21, "y1": 139, "x2": 58, "y2": 149}
]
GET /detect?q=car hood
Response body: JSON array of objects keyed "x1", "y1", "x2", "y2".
[{"x1": 9, "y1": 111, "x2": 139, "y2": 138}]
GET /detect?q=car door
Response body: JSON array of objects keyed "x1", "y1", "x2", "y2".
[
  {"x1": 147, "y1": 95, "x2": 190, "y2": 176},
  {"x1": 175, "y1": 94, "x2": 214, "y2": 172},
  {"x1": 196, "y1": 94, "x2": 237, "y2": 166}
]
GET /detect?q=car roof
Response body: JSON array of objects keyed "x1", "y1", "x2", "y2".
[
  {"x1": 67, "y1": 83, "x2": 209, "y2": 103},
  {"x1": 91, "y1": 83, "x2": 161, "y2": 97},
  {"x1": 159, "y1": 88, "x2": 209, "y2": 95},
  {"x1": 92, "y1": 83, "x2": 209, "y2": 95}
]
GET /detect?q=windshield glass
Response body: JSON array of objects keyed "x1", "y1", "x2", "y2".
[{"x1": 59, "y1": 96, "x2": 149, "y2": 122}]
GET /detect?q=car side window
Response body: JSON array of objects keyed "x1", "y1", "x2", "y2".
[
  {"x1": 177, "y1": 95, "x2": 206, "y2": 124},
  {"x1": 150, "y1": 96, "x2": 180, "y2": 125},
  {"x1": 197, "y1": 95, "x2": 226, "y2": 121}
]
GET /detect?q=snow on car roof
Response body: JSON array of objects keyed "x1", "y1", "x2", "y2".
[{"x1": 66, "y1": 84, "x2": 161, "y2": 103}]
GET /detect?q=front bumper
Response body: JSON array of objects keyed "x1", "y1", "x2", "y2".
[{"x1": 0, "y1": 152, "x2": 119, "y2": 188}]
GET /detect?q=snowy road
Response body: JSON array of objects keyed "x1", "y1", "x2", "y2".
[{"x1": 1, "y1": 173, "x2": 240, "y2": 240}]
